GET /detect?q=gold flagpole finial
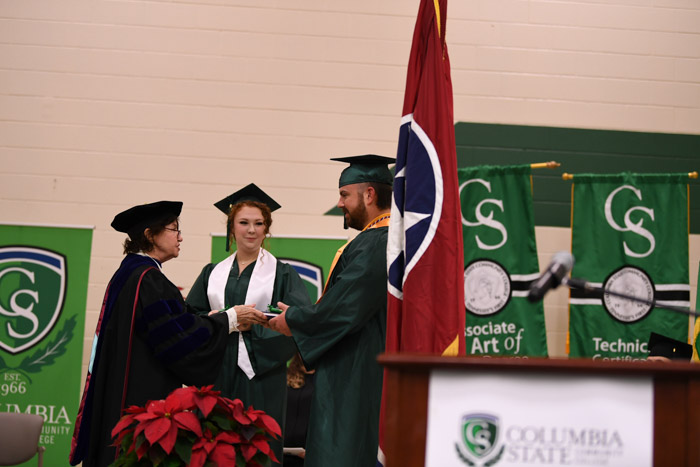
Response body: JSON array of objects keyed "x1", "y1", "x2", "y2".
[
  {"x1": 689, "y1": 171, "x2": 698, "y2": 179},
  {"x1": 530, "y1": 161, "x2": 561, "y2": 169}
]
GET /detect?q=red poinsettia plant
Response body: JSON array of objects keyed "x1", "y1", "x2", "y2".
[{"x1": 110, "y1": 385, "x2": 281, "y2": 467}]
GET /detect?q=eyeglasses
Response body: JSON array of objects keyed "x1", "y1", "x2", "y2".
[{"x1": 164, "y1": 227, "x2": 182, "y2": 235}]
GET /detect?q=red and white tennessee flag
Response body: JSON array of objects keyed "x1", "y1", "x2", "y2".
[{"x1": 379, "y1": 0, "x2": 465, "y2": 464}]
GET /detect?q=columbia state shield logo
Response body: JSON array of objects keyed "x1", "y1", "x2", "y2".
[
  {"x1": 455, "y1": 413, "x2": 505, "y2": 466},
  {"x1": 0, "y1": 246, "x2": 66, "y2": 354}
]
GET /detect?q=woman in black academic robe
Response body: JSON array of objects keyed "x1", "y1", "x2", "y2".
[{"x1": 69, "y1": 200, "x2": 267, "y2": 467}]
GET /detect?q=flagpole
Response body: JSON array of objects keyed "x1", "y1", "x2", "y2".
[
  {"x1": 530, "y1": 161, "x2": 560, "y2": 169},
  {"x1": 562, "y1": 171, "x2": 698, "y2": 180}
]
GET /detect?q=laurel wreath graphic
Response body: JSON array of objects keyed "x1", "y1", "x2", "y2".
[
  {"x1": 455, "y1": 443, "x2": 505, "y2": 467},
  {"x1": 484, "y1": 445, "x2": 505, "y2": 466},
  {"x1": 455, "y1": 443, "x2": 476, "y2": 466},
  {"x1": 1, "y1": 315, "x2": 77, "y2": 383}
]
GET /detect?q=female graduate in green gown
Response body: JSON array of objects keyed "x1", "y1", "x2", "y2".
[{"x1": 186, "y1": 184, "x2": 311, "y2": 463}]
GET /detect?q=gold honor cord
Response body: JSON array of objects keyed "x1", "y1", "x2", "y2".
[
  {"x1": 433, "y1": 0, "x2": 441, "y2": 38},
  {"x1": 562, "y1": 171, "x2": 698, "y2": 180}
]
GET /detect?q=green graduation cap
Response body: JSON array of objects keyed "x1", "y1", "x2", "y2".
[
  {"x1": 331, "y1": 154, "x2": 395, "y2": 188},
  {"x1": 214, "y1": 183, "x2": 281, "y2": 251},
  {"x1": 111, "y1": 200, "x2": 182, "y2": 238},
  {"x1": 214, "y1": 183, "x2": 281, "y2": 215},
  {"x1": 648, "y1": 332, "x2": 693, "y2": 361}
]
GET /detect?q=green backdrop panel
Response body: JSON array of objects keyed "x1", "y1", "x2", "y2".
[{"x1": 0, "y1": 224, "x2": 92, "y2": 466}]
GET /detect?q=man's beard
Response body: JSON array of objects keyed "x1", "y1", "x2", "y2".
[{"x1": 343, "y1": 202, "x2": 367, "y2": 231}]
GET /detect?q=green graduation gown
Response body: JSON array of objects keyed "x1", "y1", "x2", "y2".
[
  {"x1": 285, "y1": 227, "x2": 388, "y2": 467},
  {"x1": 186, "y1": 258, "x2": 310, "y2": 462}
]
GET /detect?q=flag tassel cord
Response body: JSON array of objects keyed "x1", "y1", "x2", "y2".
[
  {"x1": 562, "y1": 171, "x2": 698, "y2": 180},
  {"x1": 530, "y1": 161, "x2": 561, "y2": 169}
]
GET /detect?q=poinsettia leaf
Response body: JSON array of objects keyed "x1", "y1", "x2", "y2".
[
  {"x1": 195, "y1": 394, "x2": 219, "y2": 418},
  {"x1": 135, "y1": 438, "x2": 149, "y2": 460},
  {"x1": 174, "y1": 436, "x2": 194, "y2": 464},
  {"x1": 120, "y1": 430, "x2": 134, "y2": 448},
  {"x1": 112, "y1": 426, "x2": 133, "y2": 448},
  {"x1": 232, "y1": 409, "x2": 252, "y2": 425},
  {"x1": 133, "y1": 422, "x2": 148, "y2": 441},
  {"x1": 240, "y1": 424, "x2": 258, "y2": 441},
  {"x1": 148, "y1": 443, "x2": 166, "y2": 465},
  {"x1": 253, "y1": 413, "x2": 281, "y2": 437},
  {"x1": 267, "y1": 447, "x2": 279, "y2": 464},
  {"x1": 210, "y1": 444, "x2": 237, "y2": 465},
  {"x1": 124, "y1": 404, "x2": 148, "y2": 414},
  {"x1": 162, "y1": 453, "x2": 184, "y2": 467},
  {"x1": 192, "y1": 431, "x2": 216, "y2": 455},
  {"x1": 225, "y1": 397, "x2": 244, "y2": 409},
  {"x1": 163, "y1": 394, "x2": 182, "y2": 414},
  {"x1": 111, "y1": 414, "x2": 136, "y2": 438},
  {"x1": 134, "y1": 411, "x2": 160, "y2": 422},
  {"x1": 251, "y1": 437, "x2": 271, "y2": 455},
  {"x1": 156, "y1": 420, "x2": 179, "y2": 454},
  {"x1": 209, "y1": 411, "x2": 233, "y2": 431},
  {"x1": 248, "y1": 458, "x2": 266, "y2": 467},
  {"x1": 144, "y1": 417, "x2": 171, "y2": 445},
  {"x1": 216, "y1": 431, "x2": 242, "y2": 444},
  {"x1": 173, "y1": 411, "x2": 203, "y2": 437},
  {"x1": 170, "y1": 386, "x2": 194, "y2": 407},
  {"x1": 240, "y1": 443, "x2": 257, "y2": 461},
  {"x1": 189, "y1": 449, "x2": 207, "y2": 467},
  {"x1": 146, "y1": 399, "x2": 167, "y2": 414}
]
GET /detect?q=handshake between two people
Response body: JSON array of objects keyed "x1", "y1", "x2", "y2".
[{"x1": 208, "y1": 302, "x2": 293, "y2": 335}]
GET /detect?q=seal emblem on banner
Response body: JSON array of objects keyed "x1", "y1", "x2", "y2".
[
  {"x1": 0, "y1": 246, "x2": 66, "y2": 354},
  {"x1": 455, "y1": 413, "x2": 505, "y2": 466},
  {"x1": 464, "y1": 260, "x2": 511, "y2": 316},
  {"x1": 603, "y1": 265, "x2": 655, "y2": 323}
]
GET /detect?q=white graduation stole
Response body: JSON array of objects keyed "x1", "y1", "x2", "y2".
[{"x1": 207, "y1": 248, "x2": 277, "y2": 380}]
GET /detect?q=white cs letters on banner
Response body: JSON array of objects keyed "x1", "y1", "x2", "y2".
[
  {"x1": 460, "y1": 178, "x2": 508, "y2": 250},
  {"x1": 604, "y1": 185, "x2": 655, "y2": 258}
]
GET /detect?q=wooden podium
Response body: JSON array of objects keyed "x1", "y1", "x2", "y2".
[{"x1": 379, "y1": 354, "x2": 700, "y2": 467}]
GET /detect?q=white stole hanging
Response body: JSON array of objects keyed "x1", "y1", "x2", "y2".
[{"x1": 207, "y1": 248, "x2": 277, "y2": 380}]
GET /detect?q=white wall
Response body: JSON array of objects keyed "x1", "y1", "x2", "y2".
[{"x1": 1, "y1": 0, "x2": 698, "y2": 366}]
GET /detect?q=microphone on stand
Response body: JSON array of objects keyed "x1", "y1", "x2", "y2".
[
  {"x1": 527, "y1": 251, "x2": 575, "y2": 302},
  {"x1": 532, "y1": 253, "x2": 700, "y2": 318}
]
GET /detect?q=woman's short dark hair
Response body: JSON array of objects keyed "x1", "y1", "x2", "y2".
[{"x1": 123, "y1": 215, "x2": 179, "y2": 254}]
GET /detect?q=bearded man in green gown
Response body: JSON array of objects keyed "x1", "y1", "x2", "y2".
[{"x1": 269, "y1": 154, "x2": 394, "y2": 467}]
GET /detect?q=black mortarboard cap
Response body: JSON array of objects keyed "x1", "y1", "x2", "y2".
[
  {"x1": 648, "y1": 332, "x2": 693, "y2": 361},
  {"x1": 111, "y1": 201, "x2": 183, "y2": 238},
  {"x1": 331, "y1": 154, "x2": 395, "y2": 188},
  {"x1": 214, "y1": 183, "x2": 281, "y2": 216},
  {"x1": 214, "y1": 184, "x2": 280, "y2": 251}
]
